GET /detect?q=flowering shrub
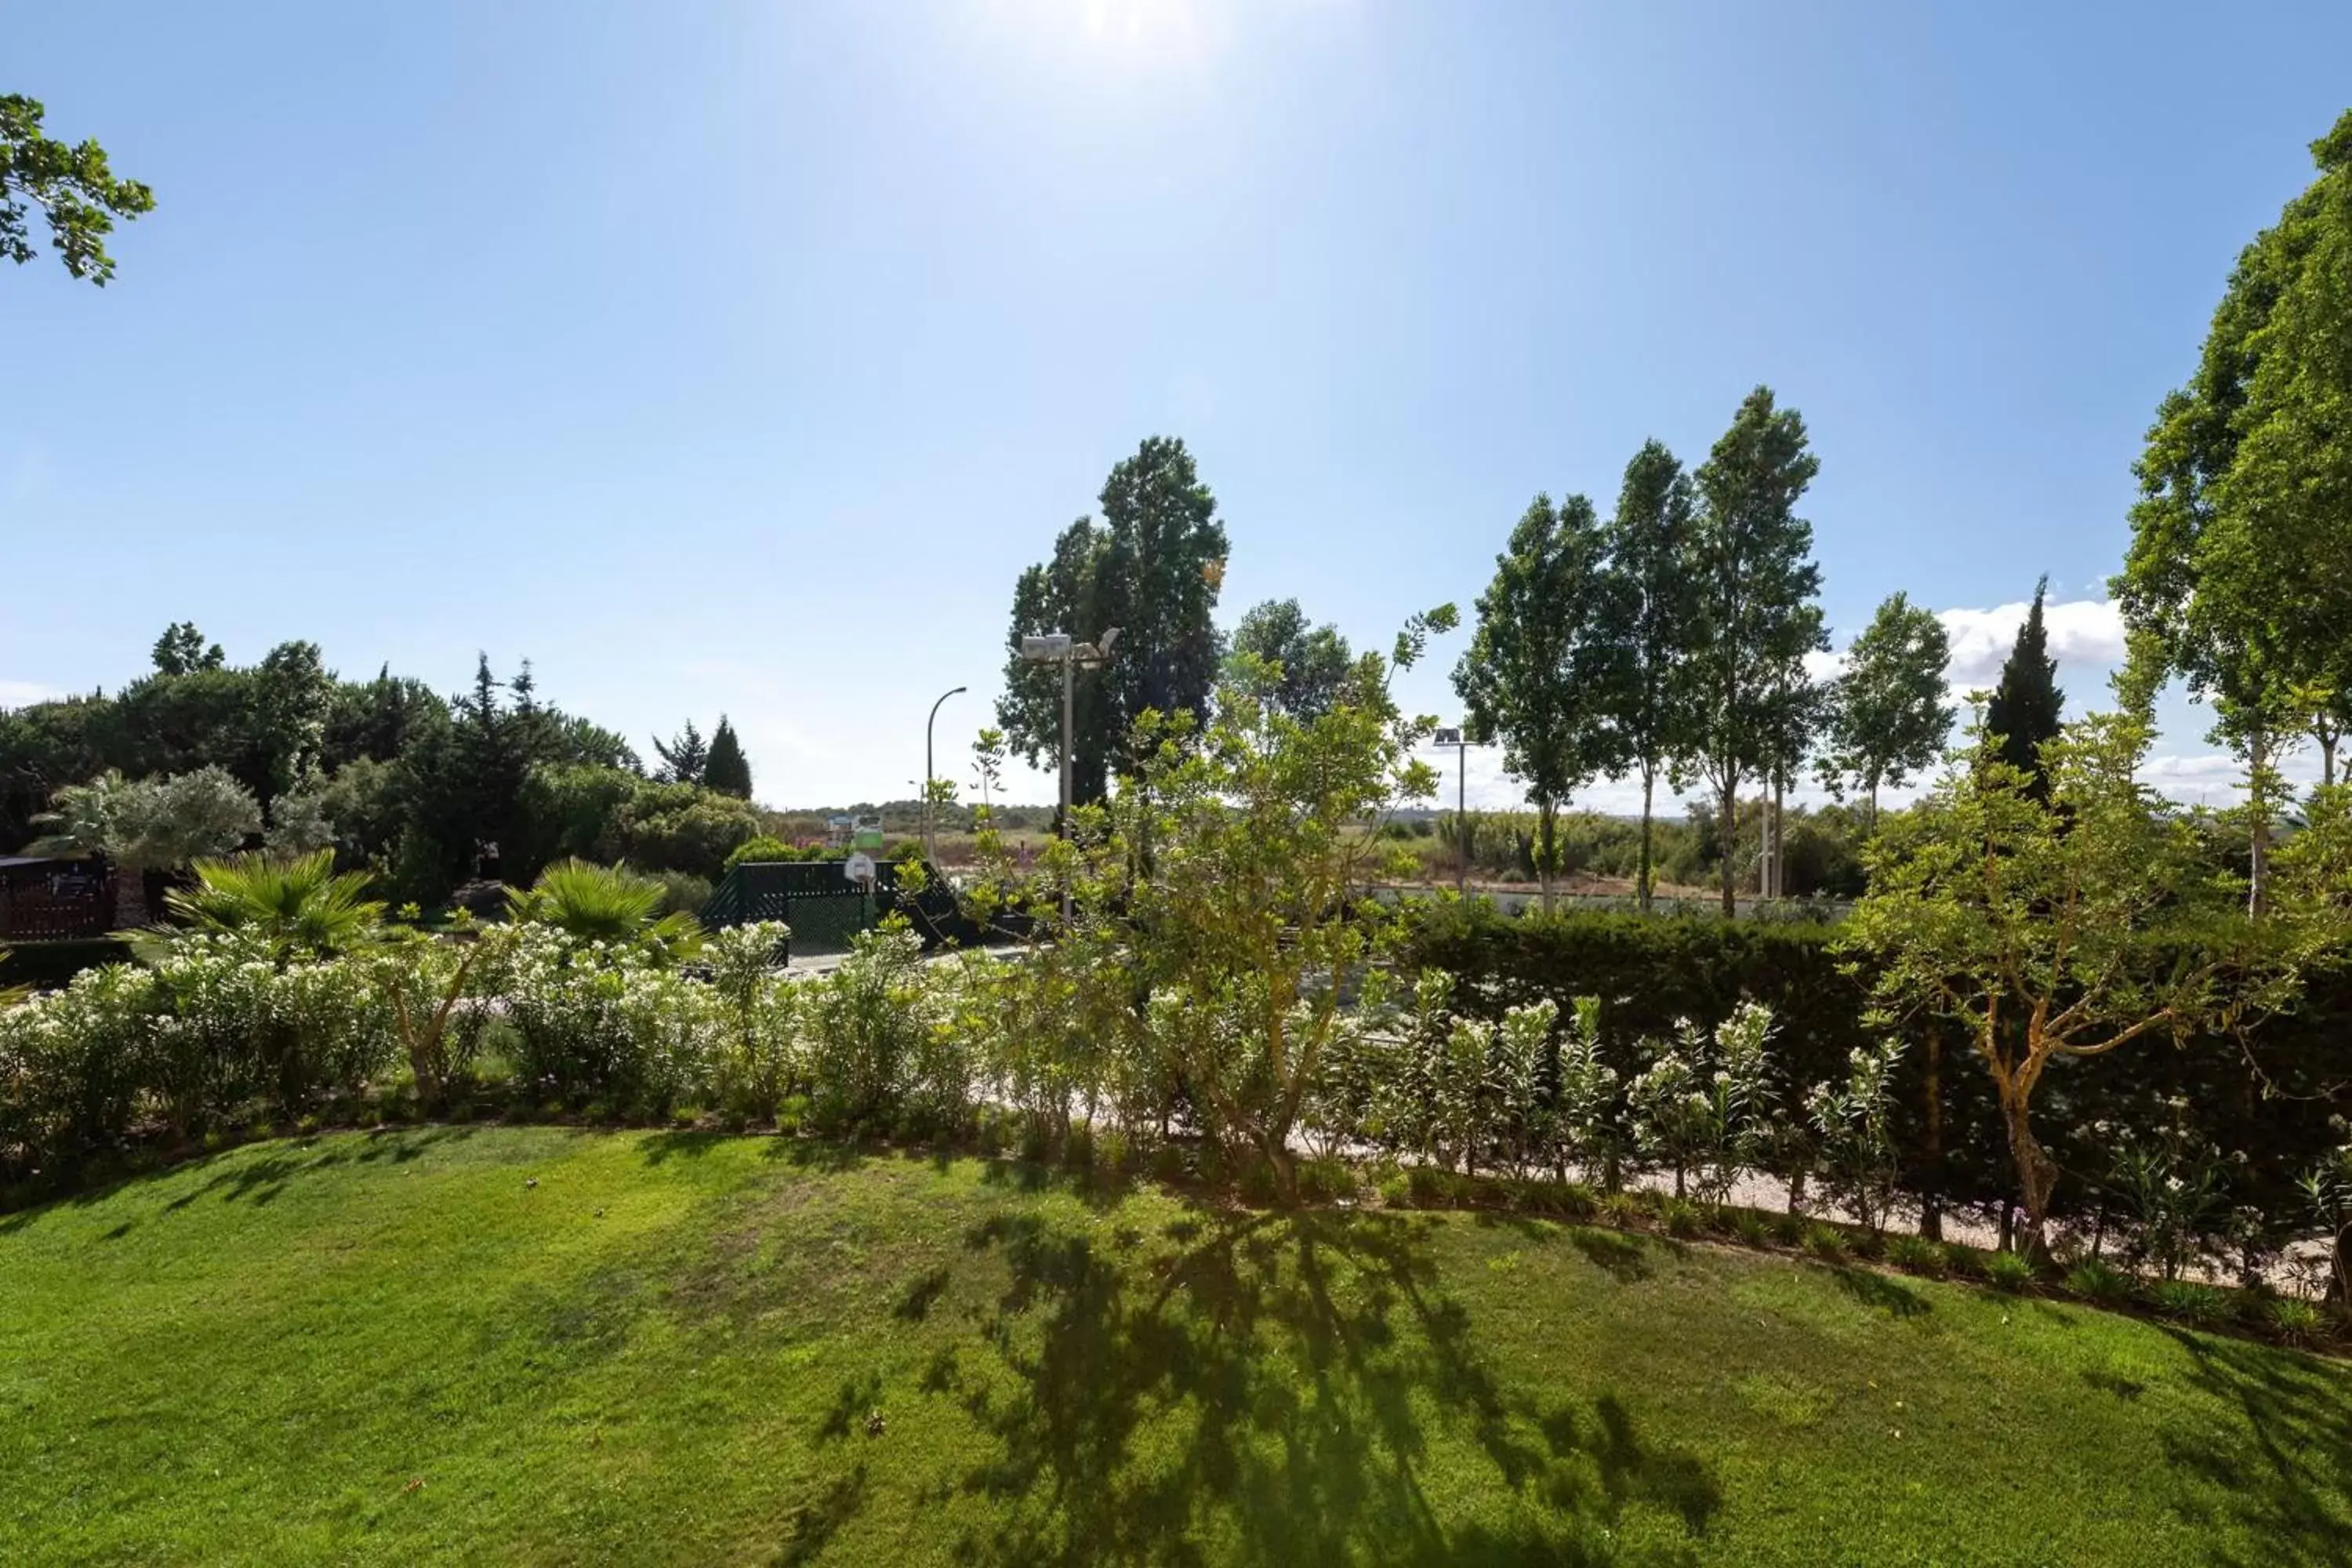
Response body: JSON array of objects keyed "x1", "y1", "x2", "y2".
[
  {"x1": 1806, "y1": 1040, "x2": 1904, "y2": 1233},
  {"x1": 500, "y1": 927, "x2": 713, "y2": 1113},
  {"x1": 803, "y1": 927, "x2": 968, "y2": 1139},
  {"x1": 703, "y1": 923, "x2": 797, "y2": 1121},
  {"x1": 2101, "y1": 1101, "x2": 2249, "y2": 1283},
  {"x1": 1627, "y1": 1003, "x2": 1779, "y2": 1202},
  {"x1": 0, "y1": 963, "x2": 161, "y2": 1169},
  {"x1": 1551, "y1": 996, "x2": 1623, "y2": 1189}
]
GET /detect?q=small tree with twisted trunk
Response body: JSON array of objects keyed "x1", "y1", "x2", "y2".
[{"x1": 1842, "y1": 710, "x2": 2333, "y2": 1255}]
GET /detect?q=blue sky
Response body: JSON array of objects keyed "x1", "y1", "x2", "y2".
[{"x1": 5, "y1": 2, "x2": 2349, "y2": 811}]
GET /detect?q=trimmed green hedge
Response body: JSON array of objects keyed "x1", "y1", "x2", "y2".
[
  {"x1": 0, "y1": 936, "x2": 136, "y2": 993},
  {"x1": 1405, "y1": 902, "x2": 2350, "y2": 1236}
]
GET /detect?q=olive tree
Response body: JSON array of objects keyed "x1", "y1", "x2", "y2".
[{"x1": 1843, "y1": 712, "x2": 2336, "y2": 1254}]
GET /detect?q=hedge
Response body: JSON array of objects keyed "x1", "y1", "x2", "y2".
[{"x1": 1405, "y1": 902, "x2": 2351, "y2": 1236}]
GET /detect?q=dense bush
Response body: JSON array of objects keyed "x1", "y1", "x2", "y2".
[
  {"x1": 1405, "y1": 900, "x2": 2352, "y2": 1246},
  {"x1": 4, "y1": 886, "x2": 2346, "y2": 1312}
]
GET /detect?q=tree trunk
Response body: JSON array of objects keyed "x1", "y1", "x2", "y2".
[
  {"x1": 1866, "y1": 779, "x2": 1879, "y2": 836},
  {"x1": 1919, "y1": 1029, "x2": 1944, "y2": 1242},
  {"x1": 1998, "y1": 1080, "x2": 2059, "y2": 1257},
  {"x1": 1769, "y1": 771, "x2": 1786, "y2": 900},
  {"x1": 2249, "y1": 724, "x2": 2271, "y2": 917},
  {"x1": 2332, "y1": 1224, "x2": 2350, "y2": 1311},
  {"x1": 2318, "y1": 723, "x2": 2339, "y2": 791},
  {"x1": 1719, "y1": 779, "x2": 1738, "y2": 918},
  {"x1": 1637, "y1": 770, "x2": 1657, "y2": 916}
]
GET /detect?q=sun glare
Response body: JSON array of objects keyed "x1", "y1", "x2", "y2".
[{"x1": 977, "y1": 0, "x2": 1226, "y2": 71}]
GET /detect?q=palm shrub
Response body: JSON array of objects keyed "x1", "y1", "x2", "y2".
[
  {"x1": 1807, "y1": 1039, "x2": 1905, "y2": 1233},
  {"x1": 509, "y1": 859, "x2": 703, "y2": 962},
  {"x1": 158, "y1": 850, "x2": 386, "y2": 961}
]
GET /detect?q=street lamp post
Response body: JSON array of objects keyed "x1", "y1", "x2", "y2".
[
  {"x1": 924, "y1": 684, "x2": 967, "y2": 869},
  {"x1": 1019, "y1": 627, "x2": 1120, "y2": 923},
  {"x1": 1434, "y1": 726, "x2": 1468, "y2": 896}
]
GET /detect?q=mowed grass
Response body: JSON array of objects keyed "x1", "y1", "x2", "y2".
[{"x1": 3, "y1": 1131, "x2": 2348, "y2": 1566}]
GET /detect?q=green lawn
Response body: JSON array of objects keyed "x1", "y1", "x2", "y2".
[{"x1": 3, "y1": 1130, "x2": 2347, "y2": 1566}]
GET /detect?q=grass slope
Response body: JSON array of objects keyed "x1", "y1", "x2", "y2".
[{"x1": 3, "y1": 1129, "x2": 2347, "y2": 1567}]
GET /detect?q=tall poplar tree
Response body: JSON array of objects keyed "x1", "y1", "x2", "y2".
[
  {"x1": 1454, "y1": 492, "x2": 1623, "y2": 913},
  {"x1": 1599, "y1": 439, "x2": 1701, "y2": 912},
  {"x1": 1688, "y1": 387, "x2": 1827, "y2": 916}
]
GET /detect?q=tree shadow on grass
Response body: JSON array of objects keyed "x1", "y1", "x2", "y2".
[
  {"x1": 2157, "y1": 1328, "x2": 2352, "y2": 1566},
  {"x1": 150, "y1": 1125, "x2": 485, "y2": 1211},
  {"x1": 776, "y1": 1461, "x2": 868, "y2": 1566},
  {"x1": 1569, "y1": 1228, "x2": 1657, "y2": 1284},
  {"x1": 1822, "y1": 1265, "x2": 1932, "y2": 1319},
  {"x1": 1, "y1": 1125, "x2": 486, "y2": 1232},
  {"x1": 935, "y1": 1204, "x2": 1722, "y2": 1566}
]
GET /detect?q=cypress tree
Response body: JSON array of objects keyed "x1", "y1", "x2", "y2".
[
  {"x1": 1986, "y1": 577, "x2": 2063, "y2": 797},
  {"x1": 703, "y1": 716, "x2": 753, "y2": 799}
]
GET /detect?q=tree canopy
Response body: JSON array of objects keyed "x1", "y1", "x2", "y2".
[
  {"x1": 1455, "y1": 492, "x2": 1622, "y2": 910},
  {"x1": 1, "y1": 628, "x2": 735, "y2": 908},
  {"x1": 1688, "y1": 387, "x2": 1827, "y2": 914},
  {"x1": 2115, "y1": 108, "x2": 2352, "y2": 811},
  {"x1": 703, "y1": 717, "x2": 753, "y2": 800},
  {"x1": 1599, "y1": 439, "x2": 1704, "y2": 911},
  {"x1": 1985, "y1": 578, "x2": 2063, "y2": 800},
  {"x1": 1824, "y1": 591, "x2": 1952, "y2": 824},
  {"x1": 1000, "y1": 437, "x2": 1229, "y2": 806},
  {"x1": 1229, "y1": 599, "x2": 1354, "y2": 723},
  {"x1": 1, "y1": 93, "x2": 153, "y2": 284}
]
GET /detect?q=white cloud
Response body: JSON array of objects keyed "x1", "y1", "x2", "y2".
[
  {"x1": 0, "y1": 680, "x2": 59, "y2": 710},
  {"x1": 1936, "y1": 597, "x2": 2128, "y2": 690}
]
